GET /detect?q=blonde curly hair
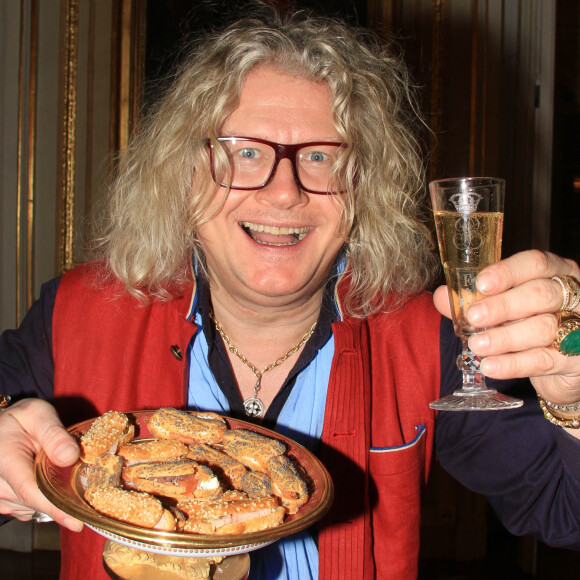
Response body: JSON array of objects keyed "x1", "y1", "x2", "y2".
[{"x1": 91, "y1": 9, "x2": 439, "y2": 317}]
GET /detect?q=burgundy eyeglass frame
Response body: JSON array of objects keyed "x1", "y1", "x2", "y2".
[{"x1": 206, "y1": 136, "x2": 346, "y2": 194}]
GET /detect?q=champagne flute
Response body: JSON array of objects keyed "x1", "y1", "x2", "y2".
[{"x1": 429, "y1": 177, "x2": 523, "y2": 411}]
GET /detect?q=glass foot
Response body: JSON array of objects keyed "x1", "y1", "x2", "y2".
[{"x1": 429, "y1": 389, "x2": 524, "y2": 411}]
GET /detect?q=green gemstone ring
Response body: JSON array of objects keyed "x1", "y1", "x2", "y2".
[{"x1": 554, "y1": 315, "x2": 580, "y2": 356}]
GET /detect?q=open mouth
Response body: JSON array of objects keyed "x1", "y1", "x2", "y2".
[{"x1": 241, "y1": 221, "x2": 310, "y2": 246}]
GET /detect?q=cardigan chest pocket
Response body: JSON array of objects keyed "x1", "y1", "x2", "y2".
[
  {"x1": 369, "y1": 423, "x2": 427, "y2": 475},
  {"x1": 368, "y1": 425, "x2": 427, "y2": 579}
]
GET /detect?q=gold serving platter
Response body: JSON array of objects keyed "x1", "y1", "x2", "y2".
[{"x1": 35, "y1": 410, "x2": 333, "y2": 558}]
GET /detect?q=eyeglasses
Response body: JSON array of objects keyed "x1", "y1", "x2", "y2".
[{"x1": 206, "y1": 136, "x2": 346, "y2": 194}]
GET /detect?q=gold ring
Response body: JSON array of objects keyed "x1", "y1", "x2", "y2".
[
  {"x1": 552, "y1": 275, "x2": 580, "y2": 312},
  {"x1": 0, "y1": 395, "x2": 11, "y2": 408},
  {"x1": 554, "y1": 313, "x2": 580, "y2": 356}
]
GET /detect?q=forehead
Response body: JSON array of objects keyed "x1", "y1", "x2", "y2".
[{"x1": 221, "y1": 66, "x2": 338, "y2": 142}]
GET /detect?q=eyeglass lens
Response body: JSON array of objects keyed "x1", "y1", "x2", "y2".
[{"x1": 212, "y1": 138, "x2": 344, "y2": 194}]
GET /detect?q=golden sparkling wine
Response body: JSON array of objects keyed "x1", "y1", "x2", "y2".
[
  {"x1": 428, "y1": 176, "x2": 521, "y2": 410},
  {"x1": 434, "y1": 210, "x2": 504, "y2": 337}
]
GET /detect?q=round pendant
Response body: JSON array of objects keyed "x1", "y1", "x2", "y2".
[{"x1": 243, "y1": 397, "x2": 265, "y2": 418}]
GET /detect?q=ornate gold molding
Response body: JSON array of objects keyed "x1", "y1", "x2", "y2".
[
  {"x1": 26, "y1": 0, "x2": 38, "y2": 309},
  {"x1": 16, "y1": 0, "x2": 39, "y2": 320},
  {"x1": 57, "y1": 0, "x2": 79, "y2": 273},
  {"x1": 55, "y1": 0, "x2": 146, "y2": 275},
  {"x1": 16, "y1": 1, "x2": 25, "y2": 321},
  {"x1": 110, "y1": 0, "x2": 146, "y2": 162}
]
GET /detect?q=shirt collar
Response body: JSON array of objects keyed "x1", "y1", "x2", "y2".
[{"x1": 186, "y1": 251, "x2": 347, "y2": 326}]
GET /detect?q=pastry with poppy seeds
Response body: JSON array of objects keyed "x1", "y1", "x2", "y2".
[
  {"x1": 122, "y1": 459, "x2": 222, "y2": 500},
  {"x1": 147, "y1": 408, "x2": 227, "y2": 444},
  {"x1": 186, "y1": 442, "x2": 247, "y2": 487},
  {"x1": 222, "y1": 429, "x2": 285, "y2": 472},
  {"x1": 85, "y1": 453, "x2": 123, "y2": 499}
]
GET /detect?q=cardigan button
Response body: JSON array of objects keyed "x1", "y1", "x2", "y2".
[{"x1": 170, "y1": 345, "x2": 183, "y2": 361}]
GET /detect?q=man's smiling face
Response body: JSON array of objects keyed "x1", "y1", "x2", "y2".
[{"x1": 195, "y1": 66, "x2": 347, "y2": 307}]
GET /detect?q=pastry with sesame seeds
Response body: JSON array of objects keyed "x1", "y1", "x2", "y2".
[
  {"x1": 80, "y1": 410, "x2": 135, "y2": 464},
  {"x1": 86, "y1": 487, "x2": 176, "y2": 530},
  {"x1": 176, "y1": 490, "x2": 249, "y2": 520},
  {"x1": 77, "y1": 409, "x2": 311, "y2": 535},
  {"x1": 118, "y1": 438, "x2": 188, "y2": 466},
  {"x1": 181, "y1": 496, "x2": 285, "y2": 535}
]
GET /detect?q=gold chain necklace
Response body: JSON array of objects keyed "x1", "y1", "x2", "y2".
[{"x1": 209, "y1": 311, "x2": 317, "y2": 418}]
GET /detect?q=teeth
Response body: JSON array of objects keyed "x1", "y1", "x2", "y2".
[
  {"x1": 242, "y1": 222, "x2": 310, "y2": 236},
  {"x1": 241, "y1": 222, "x2": 310, "y2": 245}
]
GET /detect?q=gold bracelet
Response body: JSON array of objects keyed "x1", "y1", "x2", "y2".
[{"x1": 538, "y1": 394, "x2": 580, "y2": 429}]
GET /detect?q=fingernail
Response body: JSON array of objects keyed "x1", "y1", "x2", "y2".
[
  {"x1": 477, "y1": 272, "x2": 495, "y2": 294},
  {"x1": 467, "y1": 303, "x2": 486, "y2": 325},
  {"x1": 480, "y1": 358, "x2": 498, "y2": 376},
  {"x1": 63, "y1": 517, "x2": 84, "y2": 532},
  {"x1": 469, "y1": 333, "x2": 489, "y2": 351},
  {"x1": 54, "y1": 442, "x2": 79, "y2": 464}
]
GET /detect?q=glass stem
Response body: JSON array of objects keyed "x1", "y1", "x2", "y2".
[{"x1": 457, "y1": 337, "x2": 485, "y2": 391}]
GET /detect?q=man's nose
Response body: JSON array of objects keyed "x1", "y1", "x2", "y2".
[{"x1": 256, "y1": 158, "x2": 305, "y2": 206}]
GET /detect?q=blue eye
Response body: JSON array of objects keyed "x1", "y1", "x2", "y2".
[
  {"x1": 307, "y1": 151, "x2": 328, "y2": 162},
  {"x1": 239, "y1": 148, "x2": 259, "y2": 159}
]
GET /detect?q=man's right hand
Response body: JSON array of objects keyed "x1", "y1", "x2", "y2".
[{"x1": 0, "y1": 398, "x2": 83, "y2": 531}]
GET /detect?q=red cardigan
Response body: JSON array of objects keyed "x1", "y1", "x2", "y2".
[{"x1": 52, "y1": 263, "x2": 440, "y2": 579}]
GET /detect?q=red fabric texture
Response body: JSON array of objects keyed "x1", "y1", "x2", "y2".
[
  {"x1": 367, "y1": 296, "x2": 439, "y2": 579},
  {"x1": 318, "y1": 293, "x2": 440, "y2": 580},
  {"x1": 53, "y1": 264, "x2": 190, "y2": 580},
  {"x1": 52, "y1": 263, "x2": 440, "y2": 579}
]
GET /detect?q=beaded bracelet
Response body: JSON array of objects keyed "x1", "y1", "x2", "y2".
[
  {"x1": 543, "y1": 398, "x2": 580, "y2": 413},
  {"x1": 538, "y1": 394, "x2": 580, "y2": 429}
]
